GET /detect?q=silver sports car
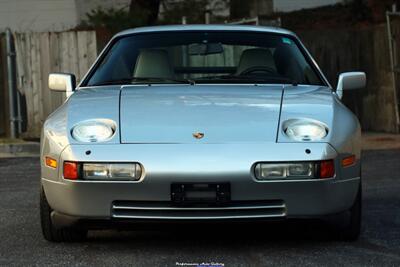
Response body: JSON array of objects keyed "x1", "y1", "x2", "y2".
[{"x1": 40, "y1": 25, "x2": 366, "y2": 242}]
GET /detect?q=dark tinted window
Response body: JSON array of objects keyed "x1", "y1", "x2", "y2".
[{"x1": 86, "y1": 31, "x2": 323, "y2": 86}]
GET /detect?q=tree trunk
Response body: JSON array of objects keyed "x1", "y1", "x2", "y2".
[
  {"x1": 230, "y1": 0, "x2": 251, "y2": 19},
  {"x1": 129, "y1": 0, "x2": 161, "y2": 25}
]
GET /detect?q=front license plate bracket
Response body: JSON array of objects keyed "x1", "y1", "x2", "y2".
[{"x1": 171, "y1": 183, "x2": 231, "y2": 206}]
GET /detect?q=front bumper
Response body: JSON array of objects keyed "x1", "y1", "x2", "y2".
[{"x1": 41, "y1": 143, "x2": 360, "y2": 223}]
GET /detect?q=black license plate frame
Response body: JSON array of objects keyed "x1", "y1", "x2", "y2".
[{"x1": 171, "y1": 183, "x2": 231, "y2": 206}]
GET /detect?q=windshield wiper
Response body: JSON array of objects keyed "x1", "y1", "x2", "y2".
[
  {"x1": 90, "y1": 77, "x2": 195, "y2": 86},
  {"x1": 195, "y1": 75, "x2": 297, "y2": 85}
]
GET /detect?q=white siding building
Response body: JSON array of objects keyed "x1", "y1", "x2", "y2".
[{"x1": 0, "y1": 0, "x2": 130, "y2": 32}]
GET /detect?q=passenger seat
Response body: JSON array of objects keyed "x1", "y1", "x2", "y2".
[{"x1": 236, "y1": 48, "x2": 277, "y2": 75}]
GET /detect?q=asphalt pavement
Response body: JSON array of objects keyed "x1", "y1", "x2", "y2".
[{"x1": 0, "y1": 150, "x2": 399, "y2": 266}]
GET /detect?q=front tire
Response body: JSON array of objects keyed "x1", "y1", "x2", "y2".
[
  {"x1": 333, "y1": 183, "x2": 362, "y2": 241},
  {"x1": 40, "y1": 187, "x2": 87, "y2": 242}
]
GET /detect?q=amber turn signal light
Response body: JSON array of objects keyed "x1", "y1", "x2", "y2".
[
  {"x1": 45, "y1": 157, "x2": 57, "y2": 168},
  {"x1": 63, "y1": 162, "x2": 79, "y2": 180},
  {"x1": 342, "y1": 155, "x2": 356, "y2": 167}
]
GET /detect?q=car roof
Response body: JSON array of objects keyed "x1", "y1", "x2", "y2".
[{"x1": 115, "y1": 24, "x2": 295, "y2": 38}]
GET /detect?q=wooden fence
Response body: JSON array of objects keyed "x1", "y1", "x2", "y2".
[
  {"x1": 1, "y1": 26, "x2": 400, "y2": 137},
  {"x1": 13, "y1": 31, "x2": 97, "y2": 138},
  {"x1": 0, "y1": 34, "x2": 8, "y2": 137},
  {"x1": 298, "y1": 22, "x2": 400, "y2": 133}
]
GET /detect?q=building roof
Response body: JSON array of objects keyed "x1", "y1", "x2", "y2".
[{"x1": 115, "y1": 24, "x2": 295, "y2": 38}]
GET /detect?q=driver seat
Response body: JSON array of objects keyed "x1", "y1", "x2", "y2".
[
  {"x1": 133, "y1": 49, "x2": 175, "y2": 79},
  {"x1": 236, "y1": 48, "x2": 277, "y2": 75}
]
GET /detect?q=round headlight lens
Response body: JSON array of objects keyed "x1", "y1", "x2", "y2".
[
  {"x1": 72, "y1": 120, "x2": 115, "y2": 143},
  {"x1": 284, "y1": 119, "x2": 328, "y2": 141}
]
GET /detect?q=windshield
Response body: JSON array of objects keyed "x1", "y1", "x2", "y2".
[{"x1": 85, "y1": 31, "x2": 324, "y2": 86}]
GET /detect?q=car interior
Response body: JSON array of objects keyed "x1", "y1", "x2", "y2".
[
  {"x1": 130, "y1": 46, "x2": 317, "y2": 84},
  {"x1": 87, "y1": 34, "x2": 322, "y2": 86}
]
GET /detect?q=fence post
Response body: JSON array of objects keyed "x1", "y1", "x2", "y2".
[
  {"x1": 5, "y1": 28, "x2": 18, "y2": 138},
  {"x1": 386, "y1": 11, "x2": 400, "y2": 132}
]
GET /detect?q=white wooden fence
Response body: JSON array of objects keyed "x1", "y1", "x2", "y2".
[{"x1": 14, "y1": 31, "x2": 97, "y2": 138}]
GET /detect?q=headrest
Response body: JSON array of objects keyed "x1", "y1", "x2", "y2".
[
  {"x1": 133, "y1": 49, "x2": 174, "y2": 79},
  {"x1": 236, "y1": 48, "x2": 277, "y2": 74}
]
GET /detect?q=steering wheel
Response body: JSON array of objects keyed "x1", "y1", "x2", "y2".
[{"x1": 239, "y1": 66, "x2": 277, "y2": 76}]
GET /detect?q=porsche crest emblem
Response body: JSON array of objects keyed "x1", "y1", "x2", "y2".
[{"x1": 192, "y1": 132, "x2": 205, "y2": 139}]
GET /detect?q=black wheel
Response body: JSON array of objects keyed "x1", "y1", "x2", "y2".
[
  {"x1": 333, "y1": 183, "x2": 362, "y2": 241},
  {"x1": 40, "y1": 187, "x2": 87, "y2": 242}
]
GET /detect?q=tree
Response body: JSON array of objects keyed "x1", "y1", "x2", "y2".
[
  {"x1": 129, "y1": 0, "x2": 161, "y2": 25},
  {"x1": 230, "y1": 0, "x2": 251, "y2": 19},
  {"x1": 160, "y1": 0, "x2": 229, "y2": 24}
]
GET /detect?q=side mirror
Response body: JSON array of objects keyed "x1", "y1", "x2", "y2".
[
  {"x1": 48, "y1": 73, "x2": 76, "y2": 97},
  {"x1": 336, "y1": 72, "x2": 366, "y2": 99}
]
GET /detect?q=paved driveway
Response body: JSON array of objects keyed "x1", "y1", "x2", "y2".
[{"x1": 0, "y1": 150, "x2": 399, "y2": 266}]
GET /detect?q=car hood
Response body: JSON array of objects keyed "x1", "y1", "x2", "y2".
[{"x1": 120, "y1": 85, "x2": 283, "y2": 144}]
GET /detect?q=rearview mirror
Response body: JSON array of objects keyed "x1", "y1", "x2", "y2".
[
  {"x1": 188, "y1": 43, "x2": 224, "y2": 56},
  {"x1": 49, "y1": 73, "x2": 76, "y2": 97},
  {"x1": 336, "y1": 72, "x2": 366, "y2": 99}
]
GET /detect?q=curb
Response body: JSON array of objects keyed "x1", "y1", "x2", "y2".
[
  {"x1": 0, "y1": 133, "x2": 398, "y2": 158},
  {"x1": 362, "y1": 133, "x2": 400, "y2": 151},
  {"x1": 0, "y1": 142, "x2": 40, "y2": 158}
]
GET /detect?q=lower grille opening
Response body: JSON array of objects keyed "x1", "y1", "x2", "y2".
[{"x1": 111, "y1": 200, "x2": 286, "y2": 220}]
